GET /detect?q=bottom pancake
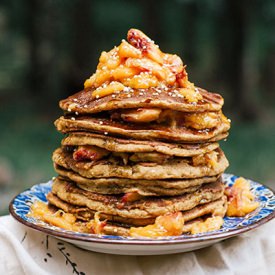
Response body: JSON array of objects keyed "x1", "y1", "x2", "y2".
[
  {"x1": 47, "y1": 192, "x2": 227, "y2": 227},
  {"x1": 50, "y1": 177, "x2": 225, "y2": 221}
]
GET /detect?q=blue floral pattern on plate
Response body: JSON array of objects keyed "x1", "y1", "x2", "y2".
[{"x1": 9, "y1": 174, "x2": 275, "y2": 244}]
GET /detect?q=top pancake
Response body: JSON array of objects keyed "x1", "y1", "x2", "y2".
[{"x1": 59, "y1": 87, "x2": 224, "y2": 114}]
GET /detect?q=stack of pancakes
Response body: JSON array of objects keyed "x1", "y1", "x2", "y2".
[{"x1": 47, "y1": 29, "x2": 230, "y2": 236}]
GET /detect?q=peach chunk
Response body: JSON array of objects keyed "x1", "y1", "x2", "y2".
[
  {"x1": 225, "y1": 177, "x2": 260, "y2": 217},
  {"x1": 129, "y1": 212, "x2": 184, "y2": 238},
  {"x1": 120, "y1": 108, "x2": 162, "y2": 123}
]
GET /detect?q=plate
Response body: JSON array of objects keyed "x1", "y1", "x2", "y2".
[{"x1": 9, "y1": 174, "x2": 275, "y2": 255}]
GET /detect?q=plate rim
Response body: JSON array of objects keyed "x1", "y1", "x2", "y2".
[{"x1": 9, "y1": 174, "x2": 275, "y2": 246}]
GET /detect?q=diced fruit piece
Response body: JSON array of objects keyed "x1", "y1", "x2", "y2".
[
  {"x1": 104, "y1": 48, "x2": 120, "y2": 70},
  {"x1": 120, "y1": 108, "x2": 162, "y2": 123},
  {"x1": 125, "y1": 58, "x2": 167, "y2": 80},
  {"x1": 112, "y1": 66, "x2": 139, "y2": 81},
  {"x1": 94, "y1": 70, "x2": 111, "y2": 88},
  {"x1": 225, "y1": 177, "x2": 260, "y2": 217},
  {"x1": 122, "y1": 73, "x2": 158, "y2": 89},
  {"x1": 192, "y1": 151, "x2": 219, "y2": 168},
  {"x1": 205, "y1": 151, "x2": 219, "y2": 168},
  {"x1": 73, "y1": 145, "x2": 109, "y2": 161},
  {"x1": 176, "y1": 70, "x2": 196, "y2": 90},
  {"x1": 179, "y1": 87, "x2": 202, "y2": 103},
  {"x1": 127, "y1": 28, "x2": 164, "y2": 64},
  {"x1": 163, "y1": 54, "x2": 184, "y2": 74},
  {"x1": 84, "y1": 73, "x2": 96, "y2": 88},
  {"x1": 28, "y1": 201, "x2": 76, "y2": 231},
  {"x1": 165, "y1": 69, "x2": 177, "y2": 85},
  {"x1": 190, "y1": 216, "x2": 224, "y2": 234},
  {"x1": 118, "y1": 40, "x2": 142, "y2": 59},
  {"x1": 121, "y1": 192, "x2": 144, "y2": 203},
  {"x1": 92, "y1": 81, "x2": 125, "y2": 99},
  {"x1": 87, "y1": 212, "x2": 107, "y2": 234},
  {"x1": 129, "y1": 212, "x2": 184, "y2": 238},
  {"x1": 99, "y1": 51, "x2": 109, "y2": 64},
  {"x1": 28, "y1": 201, "x2": 106, "y2": 234},
  {"x1": 184, "y1": 111, "x2": 219, "y2": 130},
  {"x1": 130, "y1": 152, "x2": 170, "y2": 164}
]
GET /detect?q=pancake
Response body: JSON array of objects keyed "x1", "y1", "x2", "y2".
[
  {"x1": 76, "y1": 181, "x2": 202, "y2": 196},
  {"x1": 55, "y1": 115, "x2": 229, "y2": 143},
  {"x1": 55, "y1": 164, "x2": 220, "y2": 192},
  {"x1": 47, "y1": 191, "x2": 227, "y2": 228},
  {"x1": 62, "y1": 132, "x2": 220, "y2": 157},
  {"x1": 59, "y1": 87, "x2": 224, "y2": 114},
  {"x1": 76, "y1": 182, "x2": 201, "y2": 196},
  {"x1": 52, "y1": 147, "x2": 228, "y2": 180},
  {"x1": 50, "y1": 177, "x2": 225, "y2": 220}
]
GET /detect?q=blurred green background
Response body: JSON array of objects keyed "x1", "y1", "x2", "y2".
[{"x1": 0, "y1": 0, "x2": 275, "y2": 215}]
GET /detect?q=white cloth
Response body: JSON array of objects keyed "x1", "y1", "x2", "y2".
[{"x1": 0, "y1": 215, "x2": 274, "y2": 275}]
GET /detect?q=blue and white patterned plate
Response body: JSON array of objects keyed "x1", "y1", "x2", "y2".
[{"x1": 9, "y1": 174, "x2": 275, "y2": 255}]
